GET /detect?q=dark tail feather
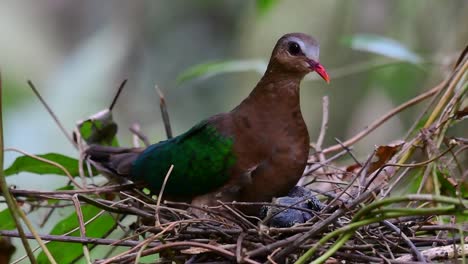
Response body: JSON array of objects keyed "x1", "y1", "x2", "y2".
[{"x1": 85, "y1": 145, "x2": 143, "y2": 179}]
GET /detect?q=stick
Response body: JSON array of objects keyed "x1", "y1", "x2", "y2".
[
  {"x1": 0, "y1": 230, "x2": 160, "y2": 247},
  {"x1": 155, "y1": 164, "x2": 174, "y2": 226},
  {"x1": 0, "y1": 72, "x2": 37, "y2": 263},
  {"x1": 97, "y1": 241, "x2": 261, "y2": 264},
  {"x1": 322, "y1": 82, "x2": 444, "y2": 154},
  {"x1": 315, "y1": 96, "x2": 329, "y2": 151},
  {"x1": 129, "y1": 123, "x2": 150, "y2": 147},
  {"x1": 299, "y1": 96, "x2": 329, "y2": 186},
  {"x1": 27, "y1": 80, "x2": 77, "y2": 149},
  {"x1": 4, "y1": 147, "x2": 83, "y2": 189},
  {"x1": 382, "y1": 220, "x2": 426, "y2": 262},
  {"x1": 108, "y1": 79, "x2": 128, "y2": 111},
  {"x1": 395, "y1": 244, "x2": 468, "y2": 262},
  {"x1": 16, "y1": 207, "x2": 57, "y2": 264},
  {"x1": 72, "y1": 194, "x2": 91, "y2": 264},
  {"x1": 155, "y1": 85, "x2": 173, "y2": 139}
]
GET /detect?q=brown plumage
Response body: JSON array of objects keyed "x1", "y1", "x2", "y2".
[{"x1": 86, "y1": 32, "x2": 329, "y2": 216}]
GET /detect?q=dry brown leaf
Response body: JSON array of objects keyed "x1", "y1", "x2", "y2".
[
  {"x1": 343, "y1": 141, "x2": 403, "y2": 185},
  {"x1": 368, "y1": 141, "x2": 404, "y2": 174},
  {"x1": 454, "y1": 106, "x2": 468, "y2": 119},
  {"x1": 345, "y1": 141, "x2": 404, "y2": 176}
]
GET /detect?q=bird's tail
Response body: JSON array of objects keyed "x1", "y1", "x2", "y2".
[{"x1": 85, "y1": 145, "x2": 143, "y2": 180}]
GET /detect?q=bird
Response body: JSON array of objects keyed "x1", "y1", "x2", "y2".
[
  {"x1": 86, "y1": 32, "x2": 330, "y2": 216},
  {"x1": 260, "y1": 186, "x2": 324, "y2": 227}
]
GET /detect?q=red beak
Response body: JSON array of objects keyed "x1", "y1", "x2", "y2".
[{"x1": 314, "y1": 63, "x2": 330, "y2": 84}]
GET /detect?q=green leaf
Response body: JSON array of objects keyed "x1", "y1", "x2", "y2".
[
  {"x1": 390, "y1": 168, "x2": 423, "y2": 196},
  {"x1": 0, "y1": 208, "x2": 16, "y2": 230},
  {"x1": 256, "y1": 0, "x2": 278, "y2": 15},
  {"x1": 455, "y1": 212, "x2": 468, "y2": 224},
  {"x1": 343, "y1": 34, "x2": 422, "y2": 64},
  {"x1": 47, "y1": 186, "x2": 75, "y2": 205},
  {"x1": 176, "y1": 59, "x2": 267, "y2": 85},
  {"x1": 56, "y1": 185, "x2": 74, "y2": 191},
  {"x1": 37, "y1": 205, "x2": 116, "y2": 264},
  {"x1": 4, "y1": 153, "x2": 95, "y2": 177},
  {"x1": 77, "y1": 109, "x2": 119, "y2": 147},
  {"x1": 437, "y1": 170, "x2": 457, "y2": 197}
]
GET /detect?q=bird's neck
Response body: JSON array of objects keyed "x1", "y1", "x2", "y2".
[{"x1": 238, "y1": 65, "x2": 305, "y2": 111}]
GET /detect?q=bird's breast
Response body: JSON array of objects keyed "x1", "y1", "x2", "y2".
[{"x1": 232, "y1": 106, "x2": 309, "y2": 167}]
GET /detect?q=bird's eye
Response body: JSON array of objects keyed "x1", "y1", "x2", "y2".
[{"x1": 288, "y1": 42, "x2": 302, "y2": 56}]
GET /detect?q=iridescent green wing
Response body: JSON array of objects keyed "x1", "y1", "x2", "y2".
[{"x1": 131, "y1": 121, "x2": 236, "y2": 196}]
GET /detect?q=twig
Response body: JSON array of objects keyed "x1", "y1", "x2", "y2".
[
  {"x1": 270, "y1": 190, "x2": 374, "y2": 261},
  {"x1": 155, "y1": 85, "x2": 173, "y2": 139},
  {"x1": 75, "y1": 129, "x2": 88, "y2": 188},
  {"x1": 416, "y1": 161, "x2": 434, "y2": 195},
  {"x1": 4, "y1": 147, "x2": 83, "y2": 189},
  {"x1": 236, "y1": 232, "x2": 246, "y2": 263},
  {"x1": 221, "y1": 201, "x2": 318, "y2": 215},
  {"x1": 133, "y1": 222, "x2": 180, "y2": 264},
  {"x1": 424, "y1": 59, "x2": 467, "y2": 132},
  {"x1": 100, "y1": 221, "x2": 189, "y2": 264},
  {"x1": 382, "y1": 220, "x2": 426, "y2": 262},
  {"x1": 16, "y1": 207, "x2": 57, "y2": 264},
  {"x1": 395, "y1": 244, "x2": 468, "y2": 262},
  {"x1": 10, "y1": 183, "x2": 135, "y2": 196},
  {"x1": 299, "y1": 96, "x2": 329, "y2": 186},
  {"x1": 40, "y1": 205, "x2": 56, "y2": 228},
  {"x1": 219, "y1": 201, "x2": 259, "y2": 231},
  {"x1": 108, "y1": 79, "x2": 128, "y2": 111},
  {"x1": 79, "y1": 195, "x2": 153, "y2": 218},
  {"x1": 403, "y1": 82, "x2": 445, "y2": 141},
  {"x1": 381, "y1": 166, "x2": 413, "y2": 197},
  {"x1": 155, "y1": 164, "x2": 174, "y2": 226},
  {"x1": 379, "y1": 227, "x2": 396, "y2": 259},
  {"x1": 414, "y1": 224, "x2": 468, "y2": 232},
  {"x1": 0, "y1": 72, "x2": 37, "y2": 263},
  {"x1": 364, "y1": 146, "x2": 455, "y2": 193},
  {"x1": 334, "y1": 138, "x2": 361, "y2": 166},
  {"x1": 332, "y1": 252, "x2": 386, "y2": 263},
  {"x1": 398, "y1": 58, "x2": 467, "y2": 164},
  {"x1": 72, "y1": 194, "x2": 91, "y2": 264},
  {"x1": 321, "y1": 151, "x2": 376, "y2": 212},
  {"x1": 0, "y1": 230, "x2": 160, "y2": 247},
  {"x1": 315, "y1": 96, "x2": 329, "y2": 151},
  {"x1": 129, "y1": 123, "x2": 150, "y2": 147},
  {"x1": 267, "y1": 248, "x2": 281, "y2": 264},
  {"x1": 103, "y1": 229, "x2": 133, "y2": 259},
  {"x1": 303, "y1": 149, "x2": 348, "y2": 176},
  {"x1": 322, "y1": 82, "x2": 444, "y2": 154},
  {"x1": 27, "y1": 80, "x2": 77, "y2": 148},
  {"x1": 97, "y1": 241, "x2": 261, "y2": 264},
  {"x1": 11, "y1": 199, "x2": 123, "y2": 264}
]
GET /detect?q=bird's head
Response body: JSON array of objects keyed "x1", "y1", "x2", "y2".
[{"x1": 270, "y1": 33, "x2": 330, "y2": 83}]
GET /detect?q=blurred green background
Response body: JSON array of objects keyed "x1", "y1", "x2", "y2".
[{"x1": 1, "y1": 0, "x2": 467, "y2": 190}]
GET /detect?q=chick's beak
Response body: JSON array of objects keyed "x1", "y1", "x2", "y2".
[{"x1": 314, "y1": 63, "x2": 330, "y2": 84}]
